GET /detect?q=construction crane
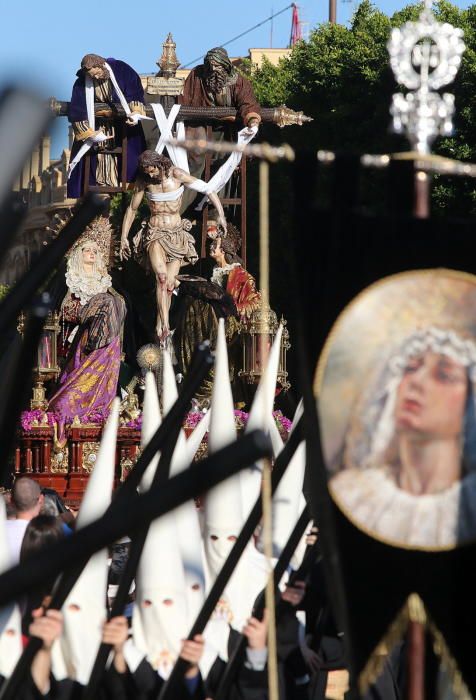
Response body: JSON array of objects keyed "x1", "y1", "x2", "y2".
[{"x1": 289, "y1": 3, "x2": 302, "y2": 46}]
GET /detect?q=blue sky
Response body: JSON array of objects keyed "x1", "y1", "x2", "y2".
[{"x1": 0, "y1": 0, "x2": 472, "y2": 157}]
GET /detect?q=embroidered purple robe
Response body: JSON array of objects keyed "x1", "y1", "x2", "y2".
[{"x1": 67, "y1": 58, "x2": 146, "y2": 198}]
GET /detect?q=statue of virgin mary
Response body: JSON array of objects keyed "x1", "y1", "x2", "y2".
[{"x1": 48, "y1": 217, "x2": 126, "y2": 444}]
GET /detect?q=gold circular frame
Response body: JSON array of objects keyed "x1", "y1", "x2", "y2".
[{"x1": 314, "y1": 268, "x2": 476, "y2": 552}]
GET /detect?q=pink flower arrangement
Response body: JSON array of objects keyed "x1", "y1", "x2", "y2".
[
  {"x1": 82, "y1": 409, "x2": 109, "y2": 424},
  {"x1": 21, "y1": 405, "x2": 292, "y2": 437},
  {"x1": 125, "y1": 415, "x2": 142, "y2": 430},
  {"x1": 273, "y1": 410, "x2": 292, "y2": 438},
  {"x1": 183, "y1": 409, "x2": 292, "y2": 437},
  {"x1": 183, "y1": 411, "x2": 205, "y2": 430},
  {"x1": 21, "y1": 410, "x2": 58, "y2": 432}
]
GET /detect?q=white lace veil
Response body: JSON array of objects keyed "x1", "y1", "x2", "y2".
[
  {"x1": 65, "y1": 243, "x2": 112, "y2": 306},
  {"x1": 344, "y1": 327, "x2": 476, "y2": 473}
]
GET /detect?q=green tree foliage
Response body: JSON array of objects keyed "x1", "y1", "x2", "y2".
[
  {"x1": 237, "y1": 1, "x2": 476, "y2": 395},
  {"x1": 250, "y1": 0, "x2": 476, "y2": 215}
]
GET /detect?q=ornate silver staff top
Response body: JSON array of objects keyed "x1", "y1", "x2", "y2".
[{"x1": 388, "y1": 0, "x2": 465, "y2": 153}]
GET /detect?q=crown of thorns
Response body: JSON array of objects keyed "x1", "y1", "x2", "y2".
[{"x1": 138, "y1": 151, "x2": 173, "y2": 173}]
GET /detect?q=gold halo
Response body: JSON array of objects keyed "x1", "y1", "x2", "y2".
[{"x1": 314, "y1": 268, "x2": 476, "y2": 552}]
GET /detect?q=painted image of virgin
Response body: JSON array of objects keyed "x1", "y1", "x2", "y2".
[{"x1": 330, "y1": 327, "x2": 476, "y2": 549}]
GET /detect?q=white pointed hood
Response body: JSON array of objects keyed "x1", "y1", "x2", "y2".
[
  {"x1": 291, "y1": 494, "x2": 312, "y2": 570},
  {"x1": 245, "y1": 325, "x2": 283, "y2": 433},
  {"x1": 161, "y1": 350, "x2": 189, "y2": 477},
  {"x1": 207, "y1": 320, "x2": 237, "y2": 455},
  {"x1": 257, "y1": 400, "x2": 305, "y2": 558},
  {"x1": 161, "y1": 352, "x2": 206, "y2": 626},
  {"x1": 203, "y1": 320, "x2": 244, "y2": 583},
  {"x1": 240, "y1": 326, "x2": 284, "y2": 519},
  {"x1": 161, "y1": 350, "x2": 177, "y2": 416},
  {"x1": 0, "y1": 499, "x2": 22, "y2": 678},
  {"x1": 53, "y1": 399, "x2": 119, "y2": 685},
  {"x1": 259, "y1": 441, "x2": 305, "y2": 558},
  {"x1": 139, "y1": 372, "x2": 162, "y2": 493},
  {"x1": 132, "y1": 502, "x2": 188, "y2": 679},
  {"x1": 268, "y1": 413, "x2": 284, "y2": 459},
  {"x1": 186, "y1": 410, "x2": 210, "y2": 463},
  {"x1": 129, "y1": 364, "x2": 192, "y2": 679},
  {"x1": 291, "y1": 399, "x2": 304, "y2": 430}
]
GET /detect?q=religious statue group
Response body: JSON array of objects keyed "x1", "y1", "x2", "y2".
[{"x1": 48, "y1": 47, "x2": 263, "y2": 433}]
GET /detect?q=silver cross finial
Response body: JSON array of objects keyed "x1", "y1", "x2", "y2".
[{"x1": 387, "y1": 1, "x2": 465, "y2": 153}]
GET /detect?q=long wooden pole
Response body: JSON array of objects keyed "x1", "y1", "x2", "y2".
[
  {"x1": 406, "y1": 165, "x2": 431, "y2": 699},
  {"x1": 259, "y1": 159, "x2": 280, "y2": 700},
  {"x1": 407, "y1": 621, "x2": 425, "y2": 700},
  {"x1": 414, "y1": 170, "x2": 430, "y2": 218}
]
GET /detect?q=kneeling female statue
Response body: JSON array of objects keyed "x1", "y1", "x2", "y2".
[{"x1": 48, "y1": 218, "x2": 126, "y2": 443}]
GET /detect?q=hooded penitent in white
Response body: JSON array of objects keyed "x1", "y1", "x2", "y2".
[
  {"x1": 241, "y1": 325, "x2": 284, "y2": 520},
  {"x1": 203, "y1": 320, "x2": 243, "y2": 585},
  {"x1": 140, "y1": 356, "x2": 217, "y2": 678},
  {"x1": 52, "y1": 399, "x2": 120, "y2": 685},
  {"x1": 130, "y1": 359, "x2": 210, "y2": 679},
  {"x1": 200, "y1": 321, "x2": 270, "y2": 637},
  {"x1": 161, "y1": 351, "x2": 206, "y2": 623},
  {"x1": 169, "y1": 349, "x2": 245, "y2": 672},
  {"x1": 132, "y1": 375, "x2": 189, "y2": 681},
  {"x1": 132, "y1": 507, "x2": 189, "y2": 679},
  {"x1": 197, "y1": 320, "x2": 242, "y2": 659},
  {"x1": 0, "y1": 498, "x2": 22, "y2": 679}
]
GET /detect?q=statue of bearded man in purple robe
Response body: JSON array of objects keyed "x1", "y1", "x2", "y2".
[{"x1": 67, "y1": 53, "x2": 147, "y2": 198}]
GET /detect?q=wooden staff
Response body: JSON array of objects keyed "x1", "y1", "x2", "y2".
[
  {"x1": 258, "y1": 158, "x2": 280, "y2": 700},
  {"x1": 49, "y1": 99, "x2": 312, "y2": 128}
]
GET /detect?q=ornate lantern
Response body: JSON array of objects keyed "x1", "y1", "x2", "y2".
[
  {"x1": 17, "y1": 311, "x2": 61, "y2": 410},
  {"x1": 157, "y1": 33, "x2": 180, "y2": 78},
  {"x1": 147, "y1": 34, "x2": 184, "y2": 98},
  {"x1": 238, "y1": 300, "x2": 291, "y2": 390}
]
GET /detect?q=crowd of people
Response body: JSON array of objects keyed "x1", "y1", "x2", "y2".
[
  {"x1": 0, "y1": 482, "x2": 350, "y2": 700},
  {"x1": 0, "y1": 322, "x2": 406, "y2": 700}
]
